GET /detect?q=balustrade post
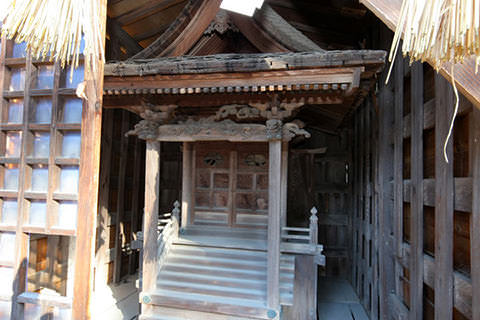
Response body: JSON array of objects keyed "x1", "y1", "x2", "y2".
[{"x1": 310, "y1": 207, "x2": 318, "y2": 245}]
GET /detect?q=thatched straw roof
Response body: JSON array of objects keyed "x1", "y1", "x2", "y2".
[{"x1": 1, "y1": 0, "x2": 105, "y2": 73}]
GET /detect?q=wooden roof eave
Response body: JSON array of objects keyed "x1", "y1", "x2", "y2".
[
  {"x1": 360, "y1": 0, "x2": 480, "y2": 110},
  {"x1": 103, "y1": 51, "x2": 385, "y2": 112}
]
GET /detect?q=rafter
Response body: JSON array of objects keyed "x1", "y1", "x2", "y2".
[
  {"x1": 229, "y1": 12, "x2": 289, "y2": 53},
  {"x1": 132, "y1": 0, "x2": 221, "y2": 58},
  {"x1": 107, "y1": 17, "x2": 143, "y2": 57},
  {"x1": 253, "y1": 4, "x2": 325, "y2": 52}
]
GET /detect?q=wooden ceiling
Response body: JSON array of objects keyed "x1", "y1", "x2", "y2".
[
  {"x1": 106, "y1": 0, "x2": 372, "y2": 60},
  {"x1": 104, "y1": 0, "x2": 383, "y2": 132}
]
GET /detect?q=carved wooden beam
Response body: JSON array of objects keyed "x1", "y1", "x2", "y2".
[
  {"x1": 131, "y1": 0, "x2": 222, "y2": 59},
  {"x1": 128, "y1": 117, "x2": 310, "y2": 142}
]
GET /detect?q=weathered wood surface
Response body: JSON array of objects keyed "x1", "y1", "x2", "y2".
[
  {"x1": 472, "y1": 106, "x2": 480, "y2": 320},
  {"x1": 409, "y1": 61, "x2": 424, "y2": 320},
  {"x1": 106, "y1": 51, "x2": 385, "y2": 77},
  {"x1": 360, "y1": 0, "x2": 480, "y2": 110},
  {"x1": 229, "y1": 12, "x2": 289, "y2": 53},
  {"x1": 402, "y1": 178, "x2": 472, "y2": 212},
  {"x1": 267, "y1": 139, "x2": 282, "y2": 310},
  {"x1": 142, "y1": 141, "x2": 161, "y2": 300},
  {"x1": 72, "y1": 0, "x2": 107, "y2": 314},
  {"x1": 104, "y1": 67, "x2": 363, "y2": 95},
  {"x1": 434, "y1": 73, "x2": 455, "y2": 320},
  {"x1": 132, "y1": 0, "x2": 221, "y2": 59},
  {"x1": 282, "y1": 255, "x2": 317, "y2": 320},
  {"x1": 401, "y1": 243, "x2": 473, "y2": 318},
  {"x1": 181, "y1": 143, "x2": 192, "y2": 229},
  {"x1": 253, "y1": 4, "x2": 324, "y2": 52}
]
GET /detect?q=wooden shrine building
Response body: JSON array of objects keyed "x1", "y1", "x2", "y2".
[{"x1": 0, "y1": 0, "x2": 479, "y2": 319}]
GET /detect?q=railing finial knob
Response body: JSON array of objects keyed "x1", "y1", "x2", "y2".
[
  {"x1": 310, "y1": 206, "x2": 318, "y2": 216},
  {"x1": 173, "y1": 201, "x2": 181, "y2": 220}
]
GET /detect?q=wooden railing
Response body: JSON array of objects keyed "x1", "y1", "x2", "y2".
[
  {"x1": 280, "y1": 207, "x2": 325, "y2": 265},
  {"x1": 157, "y1": 201, "x2": 180, "y2": 272}
]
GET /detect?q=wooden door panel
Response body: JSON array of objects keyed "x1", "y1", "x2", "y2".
[{"x1": 192, "y1": 142, "x2": 269, "y2": 229}]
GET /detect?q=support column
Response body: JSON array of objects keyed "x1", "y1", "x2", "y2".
[
  {"x1": 181, "y1": 142, "x2": 193, "y2": 229},
  {"x1": 280, "y1": 142, "x2": 289, "y2": 228},
  {"x1": 267, "y1": 120, "x2": 282, "y2": 312},
  {"x1": 142, "y1": 141, "x2": 161, "y2": 297}
]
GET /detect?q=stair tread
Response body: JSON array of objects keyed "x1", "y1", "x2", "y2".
[
  {"x1": 154, "y1": 288, "x2": 267, "y2": 309},
  {"x1": 158, "y1": 270, "x2": 266, "y2": 286},
  {"x1": 157, "y1": 279, "x2": 266, "y2": 296}
]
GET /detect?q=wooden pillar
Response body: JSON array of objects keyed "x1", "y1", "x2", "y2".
[
  {"x1": 434, "y1": 73, "x2": 455, "y2": 319},
  {"x1": 410, "y1": 61, "x2": 424, "y2": 320},
  {"x1": 471, "y1": 105, "x2": 480, "y2": 320},
  {"x1": 72, "y1": 1, "x2": 107, "y2": 318},
  {"x1": 181, "y1": 142, "x2": 193, "y2": 229},
  {"x1": 267, "y1": 120, "x2": 282, "y2": 312},
  {"x1": 142, "y1": 141, "x2": 161, "y2": 296},
  {"x1": 280, "y1": 142, "x2": 288, "y2": 228}
]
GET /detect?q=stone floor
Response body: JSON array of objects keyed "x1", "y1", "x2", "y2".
[{"x1": 317, "y1": 277, "x2": 369, "y2": 320}]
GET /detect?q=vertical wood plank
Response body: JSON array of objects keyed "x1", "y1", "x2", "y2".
[
  {"x1": 129, "y1": 135, "x2": 142, "y2": 274},
  {"x1": 352, "y1": 109, "x2": 359, "y2": 290},
  {"x1": 72, "y1": 0, "x2": 107, "y2": 317},
  {"x1": 12, "y1": 51, "x2": 32, "y2": 320},
  {"x1": 378, "y1": 58, "x2": 395, "y2": 320},
  {"x1": 434, "y1": 73, "x2": 455, "y2": 320},
  {"x1": 280, "y1": 142, "x2": 288, "y2": 228},
  {"x1": 267, "y1": 139, "x2": 281, "y2": 311},
  {"x1": 471, "y1": 105, "x2": 480, "y2": 320},
  {"x1": 410, "y1": 61, "x2": 424, "y2": 320},
  {"x1": 113, "y1": 110, "x2": 130, "y2": 283},
  {"x1": 181, "y1": 142, "x2": 192, "y2": 229},
  {"x1": 393, "y1": 52, "x2": 404, "y2": 302},
  {"x1": 141, "y1": 141, "x2": 160, "y2": 296},
  {"x1": 370, "y1": 100, "x2": 379, "y2": 320},
  {"x1": 95, "y1": 109, "x2": 114, "y2": 287}
]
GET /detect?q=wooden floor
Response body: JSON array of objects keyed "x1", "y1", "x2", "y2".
[
  {"x1": 317, "y1": 277, "x2": 369, "y2": 320},
  {"x1": 177, "y1": 226, "x2": 268, "y2": 251}
]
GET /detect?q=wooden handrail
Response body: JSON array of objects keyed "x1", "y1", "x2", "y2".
[{"x1": 157, "y1": 201, "x2": 180, "y2": 274}]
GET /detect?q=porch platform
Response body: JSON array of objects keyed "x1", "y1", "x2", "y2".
[{"x1": 176, "y1": 225, "x2": 268, "y2": 251}]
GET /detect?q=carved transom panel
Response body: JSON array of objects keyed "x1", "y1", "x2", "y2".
[
  {"x1": 203, "y1": 152, "x2": 224, "y2": 167},
  {"x1": 245, "y1": 154, "x2": 267, "y2": 168}
]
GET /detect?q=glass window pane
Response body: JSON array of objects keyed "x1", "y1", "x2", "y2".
[
  {"x1": 61, "y1": 64, "x2": 84, "y2": 89},
  {"x1": 10, "y1": 42, "x2": 27, "y2": 58},
  {"x1": 5, "y1": 132, "x2": 22, "y2": 157},
  {"x1": 31, "y1": 98, "x2": 52, "y2": 124},
  {"x1": 1, "y1": 200, "x2": 17, "y2": 225},
  {"x1": 57, "y1": 201, "x2": 77, "y2": 229},
  {"x1": 3, "y1": 164, "x2": 19, "y2": 191},
  {"x1": 7, "y1": 99, "x2": 23, "y2": 123},
  {"x1": 29, "y1": 201, "x2": 46, "y2": 226},
  {"x1": 0, "y1": 300, "x2": 11, "y2": 319},
  {"x1": 61, "y1": 132, "x2": 81, "y2": 158},
  {"x1": 34, "y1": 65, "x2": 54, "y2": 89},
  {"x1": 0, "y1": 232, "x2": 16, "y2": 263},
  {"x1": 8, "y1": 68, "x2": 25, "y2": 91},
  {"x1": 32, "y1": 132, "x2": 50, "y2": 158},
  {"x1": 31, "y1": 166, "x2": 48, "y2": 192},
  {"x1": 62, "y1": 98, "x2": 82, "y2": 123},
  {"x1": 59, "y1": 166, "x2": 78, "y2": 194},
  {"x1": 0, "y1": 267, "x2": 13, "y2": 295}
]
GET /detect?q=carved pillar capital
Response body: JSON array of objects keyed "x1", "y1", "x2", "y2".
[
  {"x1": 282, "y1": 121, "x2": 311, "y2": 141},
  {"x1": 266, "y1": 119, "x2": 283, "y2": 140},
  {"x1": 126, "y1": 110, "x2": 165, "y2": 140}
]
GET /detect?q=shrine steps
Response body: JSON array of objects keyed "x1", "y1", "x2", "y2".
[{"x1": 144, "y1": 243, "x2": 295, "y2": 320}]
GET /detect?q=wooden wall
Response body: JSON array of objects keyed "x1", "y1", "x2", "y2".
[
  {"x1": 95, "y1": 109, "x2": 145, "y2": 286},
  {"x1": 287, "y1": 129, "x2": 351, "y2": 279},
  {"x1": 356, "y1": 25, "x2": 479, "y2": 319}
]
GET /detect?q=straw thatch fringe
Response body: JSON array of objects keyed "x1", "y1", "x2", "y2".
[
  {"x1": 387, "y1": 0, "x2": 480, "y2": 162},
  {"x1": 1, "y1": 0, "x2": 105, "y2": 75}
]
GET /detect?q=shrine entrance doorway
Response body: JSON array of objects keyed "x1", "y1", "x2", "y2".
[{"x1": 191, "y1": 142, "x2": 269, "y2": 229}]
